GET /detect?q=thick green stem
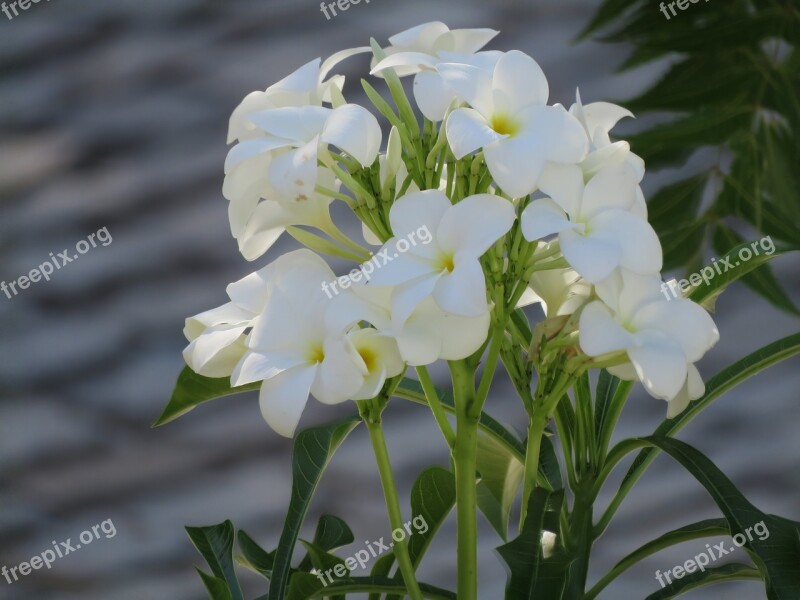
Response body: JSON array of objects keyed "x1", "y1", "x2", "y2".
[
  {"x1": 362, "y1": 413, "x2": 424, "y2": 600},
  {"x1": 450, "y1": 360, "x2": 479, "y2": 600},
  {"x1": 519, "y1": 413, "x2": 549, "y2": 532},
  {"x1": 416, "y1": 366, "x2": 456, "y2": 448}
]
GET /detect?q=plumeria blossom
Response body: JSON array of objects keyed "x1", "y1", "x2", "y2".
[
  {"x1": 526, "y1": 266, "x2": 592, "y2": 319},
  {"x1": 327, "y1": 284, "x2": 491, "y2": 366},
  {"x1": 521, "y1": 162, "x2": 662, "y2": 283},
  {"x1": 229, "y1": 250, "x2": 400, "y2": 437},
  {"x1": 367, "y1": 190, "x2": 516, "y2": 322},
  {"x1": 371, "y1": 22, "x2": 499, "y2": 121},
  {"x1": 228, "y1": 49, "x2": 367, "y2": 143},
  {"x1": 440, "y1": 50, "x2": 588, "y2": 198},
  {"x1": 579, "y1": 271, "x2": 719, "y2": 416},
  {"x1": 568, "y1": 90, "x2": 647, "y2": 218}
]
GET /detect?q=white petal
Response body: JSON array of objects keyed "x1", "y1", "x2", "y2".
[
  {"x1": 325, "y1": 286, "x2": 392, "y2": 333},
  {"x1": 321, "y1": 104, "x2": 382, "y2": 167},
  {"x1": 439, "y1": 308, "x2": 491, "y2": 360},
  {"x1": 372, "y1": 52, "x2": 438, "y2": 75},
  {"x1": 436, "y1": 28, "x2": 499, "y2": 54},
  {"x1": 537, "y1": 163, "x2": 585, "y2": 218},
  {"x1": 271, "y1": 58, "x2": 322, "y2": 93},
  {"x1": 634, "y1": 299, "x2": 719, "y2": 362},
  {"x1": 438, "y1": 63, "x2": 495, "y2": 117},
  {"x1": 389, "y1": 189, "x2": 451, "y2": 239},
  {"x1": 362, "y1": 222, "x2": 383, "y2": 246},
  {"x1": 248, "y1": 106, "x2": 331, "y2": 142},
  {"x1": 225, "y1": 138, "x2": 291, "y2": 174},
  {"x1": 367, "y1": 250, "x2": 437, "y2": 287},
  {"x1": 582, "y1": 101, "x2": 634, "y2": 143},
  {"x1": 259, "y1": 364, "x2": 316, "y2": 437},
  {"x1": 433, "y1": 259, "x2": 489, "y2": 317},
  {"x1": 320, "y1": 46, "x2": 371, "y2": 81},
  {"x1": 183, "y1": 326, "x2": 248, "y2": 378},
  {"x1": 491, "y1": 50, "x2": 549, "y2": 114},
  {"x1": 521, "y1": 198, "x2": 575, "y2": 241},
  {"x1": 311, "y1": 337, "x2": 366, "y2": 404},
  {"x1": 392, "y1": 272, "x2": 442, "y2": 325},
  {"x1": 579, "y1": 301, "x2": 635, "y2": 356},
  {"x1": 608, "y1": 363, "x2": 638, "y2": 380},
  {"x1": 517, "y1": 104, "x2": 589, "y2": 164},
  {"x1": 267, "y1": 141, "x2": 320, "y2": 202},
  {"x1": 395, "y1": 303, "x2": 444, "y2": 366},
  {"x1": 628, "y1": 331, "x2": 688, "y2": 401},
  {"x1": 437, "y1": 193, "x2": 516, "y2": 256},
  {"x1": 446, "y1": 108, "x2": 503, "y2": 159},
  {"x1": 666, "y1": 364, "x2": 705, "y2": 418},
  {"x1": 483, "y1": 136, "x2": 545, "y2": 198},
  {"x1": 232, "y1": 350, "x2": 306, "y2": 387},
  {"x1": 414, "y1": 71, "x2": 457, "y2": 121},
  {"x1": 560, "y1": 228, "x2": 621, "y2": 284},
  {"x1": 388, "y1": 21, "x2": 450, "y2": 50},
  {"x1": 581, "y1": 163, "x2": 639, "y2": 219},
  {"x1": 589, "y1": 210, "x2": 663, "y2": 275}
]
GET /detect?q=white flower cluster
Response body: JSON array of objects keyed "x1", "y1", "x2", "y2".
[{"x1": 184, "y1": 22, "x2": 718, "y2": 436}]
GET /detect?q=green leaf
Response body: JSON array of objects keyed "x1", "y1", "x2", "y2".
[
  {"x1": 394, "y1": 377, "x2": 526, "y2": 461},
  {"x1": 476, "y1": 434, "x2": 524, "y2": 541},
  {"x1": 636, "y1": 437, "x2": 800, "y2": 600},
  {"x1": 196, "y1": 568, "x2": 234, "y2": 600},
  {"x1": 235, "y1": 530, "x2": 275, "y2": 579},
  {"x1": 703, "y1": 225, "x2": 799, "y2": 315},
  {"x1": 154, "y1": 367, "x2": 259, "y2": 427},
  {"x1": 597, "y1": 334, "x2": 800, "y2": 538},
  {"x1": 586, "y1": 519, "x2": 729, "y2": 599},
  {"x1": 299, "y1": 540, "x2": 349, "y2": 600},
  {"x1": 268, "y1": 417, "x2": 361, "y2": 600},
  {"x1": 497, "y1": 488, "x2": 570, "y2": 599},
  {"x1": 644, "y1": 563, "x2": 762, "y2": 599},
  {"x1": 298, "y1": 515, "x2": 354, "y2": 571},
  {"x1": 286, "y1": 573, "x2": 457, "y2": 600},
  {"x1": 369, "y1": 554, "x2": 397, "y2": 600},
  {"x1": 186, "y1": 521, "x2": 243, "y2": 600},
  {"x1": 594, "y1": 371, "x2": 634, "y2": 462}
]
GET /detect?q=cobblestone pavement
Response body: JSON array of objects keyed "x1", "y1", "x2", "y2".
[{"x1": 0, "y1": 1, "x2": 798, "y2": 598}]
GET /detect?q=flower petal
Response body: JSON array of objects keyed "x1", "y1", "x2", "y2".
[
  {"x1": 537, "y1": 163, "x2": 585, "y2": 218},
  {"x1": 492, "y1": 50, "x2": 549, "y2": 114},
  {"x1": 483, "y1": 136, "x2": 545, "y2": 198},
  {"x1": 311, "y1": 337, "x2": 366, "y2": 404},
  {"x1": 439, "y1": 309, "x2": 491, "y2": 360},
  {"x1": 517, "y1": 104, "x2": 589, "y2": 164},
  {"x1": 388, "y1": 189, "x2": 451, "y2": 239},
  {"x1": 321, "y1": 104, "x2": 382, "y2": 167},
  {"x1": 560, "y1": 228, "x2": 621, "y2": 284},
  {"x1": 437, "y1": 193, "x2": 516, "y2": 256},
  {"x1": 445, "y1": 107, "x2": 503, "y2": 159},
  {"x1": 578, "y1": 301, "x2": 635, "y2": 356},
  {"x1": 628, "y1": 330, "x2": 688, "y2": 401},
  {"x1": 259, "y1": 364, "x2": 316, "y2": 437},
  {"x1": 248, "y1": 106, "x2": 331, "y2": 142},
  {"x1": 589, "y1": 210, "x2": 663, "y2": 275},
  {"x1": 392, "y1": 272, "x2": 442, "y2": 325},
  {"x1": 634, "y1": 299, "x2": 719, "y2": 362},
  {"x1": 521, "y1": 198, "x2": 575, "y2": 241},
  {"x1": 433, "y1": 259, "x2": 489, "y2": 317},
  {"x1": 435, "y1": 28, "x2": 499, "y2": 54},
  {"x1": 267, "y1": 140, "x2": 320, "y2": 202},
  {"x1": 414, "y1": 71, "x2": 457, "y2": 121},
  {"x1": 438, "y1": 63, "x2": 495, "y2": 117},
  {"x1": 581, "y1": 163, "x2": 639, "y2": 219}
]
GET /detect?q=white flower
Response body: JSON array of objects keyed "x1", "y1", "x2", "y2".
[
  {"x1": 521, "y1": 163, "x2": 662, "y2": 283},
  {"x1": 327, "y1": 284, "x2": 491, "y2": 366},
  {"x1": 367, "y1": 190, "x2": 516, "y2": 321},
  {"x1": 578, "y1": 271, "x2": 719, "y2": 415},
  {"x1": 228, "y1": 49, "x2": 367, "y2": 143},
  {"x1": 230, "y1": 250, "x2": 385, "y2": 437},
  {"x1": 371, "y1": 22, "x2": 499, "y2": 121},
  {"x1": 527, "y1": 266, "x2": 592, "y2": 319},
  {"x1": 440, "y1": 50, "x2": 588, "y2": 198}
]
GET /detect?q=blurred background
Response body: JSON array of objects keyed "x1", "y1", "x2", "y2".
[{"x1": 0, "y1": 0, "x2": 797, "y2": 598}]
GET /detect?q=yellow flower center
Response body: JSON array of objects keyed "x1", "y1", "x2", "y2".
[
  {"x1": 490, "y1": 113, "x2": 520, "y2": 137},
  {"x1": 436, "y1": 252, "x2": 455, "y2": 273},
  {"x1": 358, "y1": 346, "x2": 378, "y2": 372},
  {"x1": 307, "y1": 343, "x2": 325, "y2": 364}
]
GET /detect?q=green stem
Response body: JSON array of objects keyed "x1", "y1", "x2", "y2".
[
  {"x1": 565, "y1": 486, "x2": 594, "y2": 600},
  {"x1": 361, "y1": 409, "x2": 424, "y2": 600},
  {"x1": 450, "y1": 360, "x2": 479, "y2": 600},
  {"x1": 518, "y1": 412, "x2": 548, "y2": 532},
  {"x1": 415, "y1": 366, "x2": 456, "y2": 448}
]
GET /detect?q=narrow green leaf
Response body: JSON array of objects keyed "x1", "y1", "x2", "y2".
[
  {"x1": 268, "y1": 417, "x2": 361, "y2": 600},
  {"x1": 196, "y1": 568, "x2": 234, "y2": 600},
  {"x1": 636, "y1": 437, "x2": 800, "y2": 600},
  {"x1": 154, "y1": 367, "x2": 259, "y2": 427},
  {"x1": 644, "y1": 563, "x2": 761, "y2": 599},
  {"x1": 298, "y1": 514, "x2": 355, "y2": 571},
  {"x1": 497, "y1": 489, "x2": 570, "y2": 599},
  {"x1": 186, "y1": 521, "x2": 243, "y2": 600},
  {"x1": 235, "y1": 530, "x2": 275, "y2": 580}
]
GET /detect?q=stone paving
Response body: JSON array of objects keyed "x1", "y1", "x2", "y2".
[{"x1": 0, "y1": 0, "x2": 798, "y2": 598}]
